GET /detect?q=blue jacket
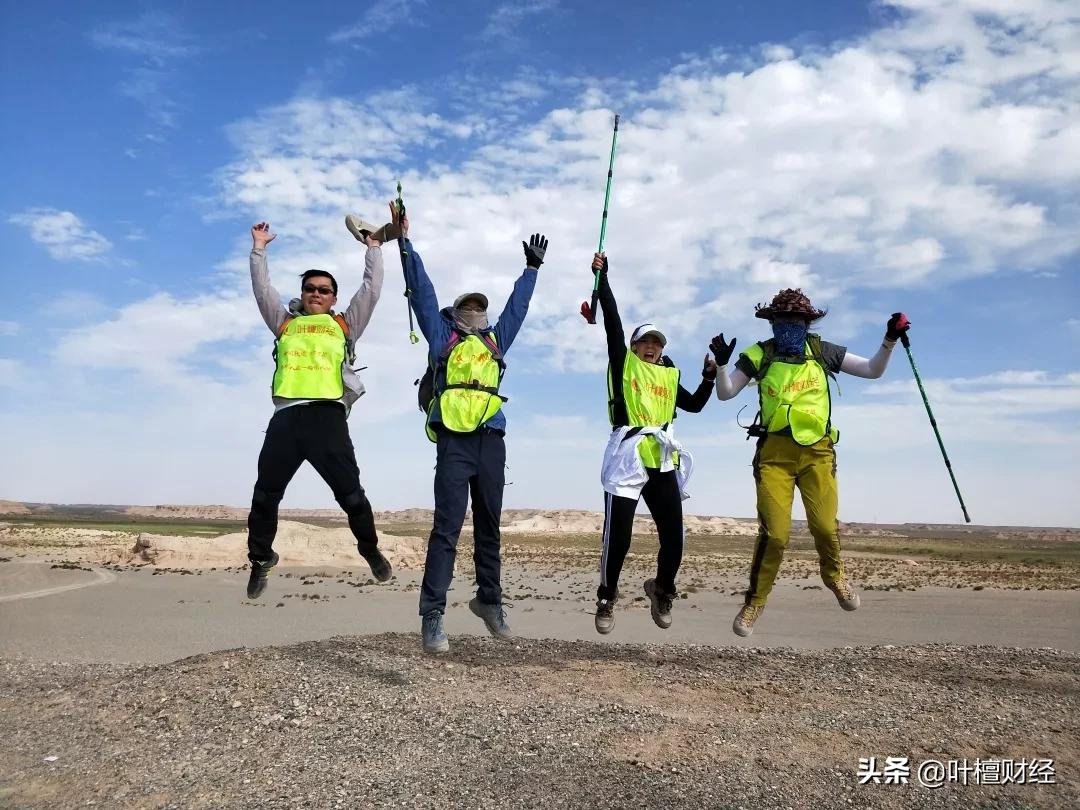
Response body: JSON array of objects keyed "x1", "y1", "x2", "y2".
[{"x1": 403, "y1": 239, "x2": 537, "y2": 433}]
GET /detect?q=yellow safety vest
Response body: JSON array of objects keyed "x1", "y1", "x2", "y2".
[
  {"x1": 609, "y1": 351, "x2": 680, "y2": 468},
  {"x1": 743, "y1": 339, "x2": 838, "y2": 445},
  {"x1": 271, "y1": 313, "x2": 348, "y2": 400},
  {"x1": 429, "y1": 333, "x2": 504, "y2": 440}
]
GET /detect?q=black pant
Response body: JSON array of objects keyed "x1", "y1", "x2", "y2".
[
  {"x1": 419, "y1": 429, "x2": 505, "y2": 616},
  {"x1": 247, "y1": 402, "x2": 378, "y2": 563},
  {"x1": 598, "y1": 467, "x2": 683, "y2": 601}
]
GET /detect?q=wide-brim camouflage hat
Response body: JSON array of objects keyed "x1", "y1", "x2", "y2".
[{"x1": 754, "y1": 288, "x2": 826, "y2": 321}]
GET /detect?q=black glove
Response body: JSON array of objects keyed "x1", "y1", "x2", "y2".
[
  {"x1": 523, "y1": 233, "x2": 548, "y2": 269},
  {"x1": 709, "y1": 333, "x2": 737, "y2": 366},
  {"x1": 886, "y1": 312, "x2": 911, "y2": 341},
  {"x1": 702, "y1": 355, "x2": 717, "y2": 381}
]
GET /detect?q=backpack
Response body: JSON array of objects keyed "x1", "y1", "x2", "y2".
[{"x1": 414, "y1": 327, "x2": 505, "y2": 413}]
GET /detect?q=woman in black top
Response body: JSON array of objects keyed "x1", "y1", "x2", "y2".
[{"x1": 587, "y1": 252, "x2": 715, "y2": 635}]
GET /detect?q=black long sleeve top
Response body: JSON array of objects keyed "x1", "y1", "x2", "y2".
[{"x1": 596, "y1": 269, "x2": 712, "y2": 426}]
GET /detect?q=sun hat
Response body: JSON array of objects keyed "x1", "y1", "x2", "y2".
[{"x1": 754, "y1": 288, "x2": 826, "y2": 321}]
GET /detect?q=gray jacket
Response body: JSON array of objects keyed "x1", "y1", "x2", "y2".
[{"x1": 250, "y1": 246, "x2": 384, "y2": 411}]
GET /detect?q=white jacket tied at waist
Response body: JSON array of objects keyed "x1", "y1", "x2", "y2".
[{"x1": 600, "y1": 425, "x2": 695, "y2": 501}]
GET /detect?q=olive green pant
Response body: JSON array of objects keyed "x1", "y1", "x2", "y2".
[{"x1": 745, "y1": 434, "x2": 844, "y2": 606}]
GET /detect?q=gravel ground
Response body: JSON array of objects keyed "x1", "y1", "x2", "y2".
[{"x1": 1, "y1": 636, "x2": 1076, "y2": 809}]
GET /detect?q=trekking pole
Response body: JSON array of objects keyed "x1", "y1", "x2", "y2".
[
  {"x1": 586, "y1": 114, "x2": 620, "y2": 324},
  {"x1": 396, "y1": 181, "x2": 419, "y2": 345},
  {"x1": 900, "y1": 332, "x2": 971, "y2": 523}
]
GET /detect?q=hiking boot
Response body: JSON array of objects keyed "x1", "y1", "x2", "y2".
[
  {"x1": 246, "y1": 552, "x2": 279, "y2": 600},
  {"x1": 594, "y1": 597, "x2": 616, "y2": 634},
  {"x1": 732, "y1": 603, "x2": 765, "y2": 637},
  {"x1": 644, "y1": 578, "x2": 673, "y2": 629},
  {"x1": 345, "y1": 214, "x2": 400, "y2": 244},
  {"x1": 827, "y1": 579, "x2": 861, "y2": 611},
  {"x1": 469, "y1": 597, "x2": 513, "y2": 640},
  {"x1": 358, "y1": 544, "x2": 392, "y2": 582},
  {"x1": 421, "y1": 610, "x2": 449, "y2": 654}
]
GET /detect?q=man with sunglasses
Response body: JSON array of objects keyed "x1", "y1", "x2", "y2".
[{"x1": 244, "y1": 220, "x2": 391, "y2": 600}]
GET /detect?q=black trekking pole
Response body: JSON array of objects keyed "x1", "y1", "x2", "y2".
[
  {"x1": 585, "y1": 114, "x2": 620, "y2": 324},
  {"x1": 900, "y1": 330, "x2": 971, "y2": 523},
  {"x1": 395, "y1": 180, "x2": 419, "y2": 345}
]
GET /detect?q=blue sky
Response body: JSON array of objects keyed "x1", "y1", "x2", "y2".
[{"x1": 1, "y1": 0, "x2": 1077, "y2": 526}]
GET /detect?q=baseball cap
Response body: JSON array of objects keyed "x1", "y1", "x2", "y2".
[
  {"x1": 630, "y1": 323, "x2": 667, "y2": 346},
  {"x1": 453, "y1": 292, "x2": 489, "y2": 310}
]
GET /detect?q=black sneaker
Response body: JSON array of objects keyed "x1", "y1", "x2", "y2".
[
  {"x1": 358, "y1": 545, "x2": 392, "y2": 582},
  {"x1": 594, "y1": 598, "x2": 616, "y2": 634},
  {"x1": 246, "y1": 552, "x2": 279, "y2": 599},
  {"x1": 644, "y1": 578, "x2": 673, "y2": 629}
]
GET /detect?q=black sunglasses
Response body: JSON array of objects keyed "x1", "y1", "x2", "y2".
[{"x1": 302, "y1": 284, "x2": 334, "y2": 295}]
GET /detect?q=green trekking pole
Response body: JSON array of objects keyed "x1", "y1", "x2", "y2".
[
  {"x1": 395, "y1": 181, "x2": 419, "y2": 345},
  {"x1": 585, "y1": 114, "x2": 620, "y2": 324},
  {"x1": 898, "y1": 322, "x2": 971, "y2": 523}
]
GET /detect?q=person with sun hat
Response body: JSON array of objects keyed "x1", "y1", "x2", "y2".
[{"x1": 710, "y1": 287, "x2": 910, "y2": 637}]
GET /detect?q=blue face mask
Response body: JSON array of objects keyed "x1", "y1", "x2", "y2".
[{"x1": 772, "y1": 320, "x2": 808, "y2": 356}]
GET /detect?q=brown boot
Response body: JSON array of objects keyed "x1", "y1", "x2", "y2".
[
  {"x1": 732, "y1": 603, "x2": 765, "y2": 637},
  {"x1": 826, "y1": 579, "x2": 861, "y2": 611}
]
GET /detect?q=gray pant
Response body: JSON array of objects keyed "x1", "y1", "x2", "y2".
[{"x1": 419, "y1": 429, "x2": 505, "y2": 615}]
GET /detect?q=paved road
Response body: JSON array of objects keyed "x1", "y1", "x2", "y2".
[{"x1": 2, "y1": 560, "x2": 1077, "y2": 663}]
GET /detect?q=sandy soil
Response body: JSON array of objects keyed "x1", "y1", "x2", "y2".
[
  {"x1": 1, "y1": 636, "x2": 1076, "y2": 809},
  {"x1": 1, "y1": 514, "x2": 1077, "y2": 808}
]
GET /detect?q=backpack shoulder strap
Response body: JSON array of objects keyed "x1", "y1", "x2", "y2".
[
  {"x1": 752, "y1": 339, "x2": 775, "y2": 381},
  {"x1": 333, "y1": 313, "x2": 350, "y2": 337},
  {"x1": 807, "y1": 333, "x2": 836, "y2": 381},
  {"x1": 478, "y1": 330, "x2": 505, "y2": 366},
  {"x1": 277, "y1": 315, "x2": 293, "y2": 338}
]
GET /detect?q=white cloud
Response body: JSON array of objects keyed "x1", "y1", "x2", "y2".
[
  {"x1": 53, "y1": 292, "x2": 263, "y2": 378},
  {"x1": 482, "y1": 0, "x2": 560, "y2": 41},
  {"x1": 8, "y1": 209, "x2": 113, "y2": 262},
  {"x1": 90, "y1": 11, "x2": 197, "y2": 136},
  {"x1": 216, "y1": 0, "x2": 1078, "y2": 366},
  {"x1": 0, "y1": 321, "x2": 19, "y2": 337},
  {"x1": 328, "y1": 0, "x2": 426, "y2": 44},
  {"x1": 862, "y1": 369, "x2": 1080, "y2": 422},
  {"x1": 0, "y1": 359, "x2": 26, "y2": 388},
  {"x1": 90, "y1": 12, "x2": 198, "y2": 63}
]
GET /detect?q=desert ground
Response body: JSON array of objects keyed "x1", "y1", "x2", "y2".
[{"x1": 0, "y1": 502, "x2": 1077, "y2": 808}]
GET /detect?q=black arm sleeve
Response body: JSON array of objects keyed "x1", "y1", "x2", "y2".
[
  {"x1": 598, "y1": 269, "x2": 629, "y2": 425},
  {"x1": 676, "y1": 378, "x2": 713, "y2": 413},
  {"x1": 597, "y1": 270, "x2": 627, "y2": 370}
]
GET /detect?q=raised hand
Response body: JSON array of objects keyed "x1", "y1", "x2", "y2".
[
  {"x1": 886, "y1": 312, "x2": 910, "y2": 341},
  {"x1": 251, "y1": 222, "x2": 276, "y2": 249},
  {"x1": 523, "y1": 233, "x2": 548, "y2": 269},
  {"x1": 709, "y1": 333, "x2": 737, "y2": 366},
  {"x1": 591, "y1": 252, "x2": 608, "y2": 274},
  {"x1": 389, "y1": 201, "x2": 409, "y2": 238},
  {"x1": 702, "y1": 355, "x2": 718, "y2": 381}
]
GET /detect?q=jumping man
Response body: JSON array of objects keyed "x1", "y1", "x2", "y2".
[
  {"x1": 395, "y1": 204, "x2": 545, "y2": 654},
  {"x1": 244, "y1": 221, "x2": 392, "y2": 600}
]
